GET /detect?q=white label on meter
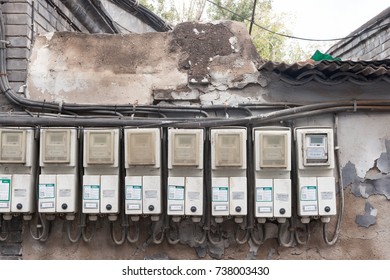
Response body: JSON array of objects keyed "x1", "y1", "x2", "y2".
[
  {"x1": 258, "y1": 207, "x2": 272, "y2": 213},
  {"x1": 300, "y1": 186, "x2": 317, "y2": 201},
  {"x1": 167, "y1": 183, "x2": 184, "y2": 215},
  {"x1": 168, "y1": 185, "x2": 184, "y2": 200},
  {"x1": 255, "y1": 179, "x2": 273, "y2": 218},
  {"x1": 59, "y1": 189, "x2": 71, "y2": 197},
  {"x1": 145, "y1": 190, "x2": 157, "y2": 198},
  {"x1": 0, "y1": 179, "x2": 10, "y2": 201},
  {"x1": 212, "y1": 187, "x2": 228, "y2": 202},
  {"x1": 126, "y1": 185, "x2": 142, "y2": 200},
  {"x1": 39, "y1": 184, "x2": 55, "y2": 199},
  {"x1": 13, "y1": 189, "x2": 26, "y2": 197},
  {"x1": 307, "y1": 147, "x2": 325, "y2": 159},
  {"x1": 83, "y1": 185, "x2": 100, "y2": 200},
  {"x1": 40, "y1": 202, "x2": 54, "y2": 209},
  {"x1": 256, "y1": 187, "x2": 272, "y2": 202}
]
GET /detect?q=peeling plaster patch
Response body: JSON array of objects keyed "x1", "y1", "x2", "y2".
[
  {"x1": 355, "y1": 202, "x2": 377, "y2": 228},
  {"x1": 376, "y1": 139, "x2": 390, "y2": 174},
  {"x1": 342, "y1": 161, "x2": 359, "y2": 187},
  {"x1": 371, "y1": 175, "x2": 390, "y2": 199},
  {"x1": 352, "y1": 181, "x2": 375, "y2": 198}
]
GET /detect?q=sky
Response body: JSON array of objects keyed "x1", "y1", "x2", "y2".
[{"x1": 269, "y1": 0, "x2": 389, "y2": 52}]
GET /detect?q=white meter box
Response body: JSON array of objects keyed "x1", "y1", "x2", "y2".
[
  {"x1": 101, "y1": 175, "x2": 119, "y2": 214},
  {"x1": 83, "y1": 129, "x2": 119, "y2": 167},
  {"x1": 229, "y1": 177, "x2": 247, "y2": 216},
  {"x1": 125, "y1": 176, "x2": 143, "y2": 215},
  {"x1": 212, "y1": 177, "x2": 229, "y2": 216},
  {"x1": 38, "y1": 174, "x2": 77, "y2": 213},
  {"x1": 295, "y1": 128, "x2": 334, "y2": 169},
  {"x1": 255, "y1": 179, "x2": 273, "y2": 218},
  {"x1": 0, "y1": 175, "x2": 11, "y2": 212},
  {"x1": 185, "y1": 177, "x2": 203, "y2": 216},
  {"x1": 168, "y1": 129, "x2": 203, "y2": 169},
  {"x1": 38, "y1": 174, "x2": 56, "y2": 213},
  {"x1": 298, "y1": 177, "x2": 318, "y2": 216},
  {"x1": 167, "y1": 177, "x2": 185, "y2": 215},
  {"x1": 11, "y1": 174, "x2": 34, "y2": 213},
  {"x1": 211, "y1": 129, "x2": 247, "y2": 169},
  {"x1": 125, "y1": 128, "x2": 160, "y2": 168},
  {"x1": 56, "y1": 174, "x2": 77, "y2": 213},
  {"x1": 0, "y1": 128, "x2": 34, "y2": 166},
  {"x1": 254, "y1": 128, "x2": 291, "y2": 171},
  {"x1": 143, "y1": 176, "x2": 161, "y2": 215},
  {"x1": 83, "y1": 175, "x2": 100, "y2": 214},
  {"x1": 40, "y1": 128, "x2": 77, "y2": 166},
  {"x1": 273, "y1": 179, "x2": 291, "y2": 218},
  {"x1": 317, "y1": 177, "x2": 336, "y2": 216}
]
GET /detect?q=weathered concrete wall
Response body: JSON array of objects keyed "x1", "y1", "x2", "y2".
[{"x1": 26, "y1": 21, "x2": 264, "y2": 105}]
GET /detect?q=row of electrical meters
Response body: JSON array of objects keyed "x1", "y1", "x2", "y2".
[{"x1": 0, "y1": 126, "x2": 336, "y2": 223}]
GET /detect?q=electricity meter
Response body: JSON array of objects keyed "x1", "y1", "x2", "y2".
[
  {"x1": 168, "y1": 129, "x2": 203, "y2": 168},
  {"x1": 125, "y1": 128, "x2": 161, "y2": 218},
  {"x1": 42, "y1": 130, "x2": 70, "y2": 163},
  {"x1": 172, "y1": 134, "x2": 198, "y2": 166},
  {"x1": 0, "y1": 128, "x2": 36, "y2": 216},
  {"x1": 295, "y1": 127, "x2": 336, "y2": 222},
  {"x1": 253, "y1": 127, "x2": 292, "y2": 222},
  {"x1": 216, "y1": 134, "x2": 242, "y2": 167},
  {"x1": 85, "y1": 131, "x2": 114, "y2": 165},
  {"x1": 255, "y1": 129, "x2": 291, "y2": 171},
  {"x1": 0, "y1": 130, "x2": 26, "y2": 163},
  {"x1": 304, "y1": 134, "x2": 328, "y2": 165},
  {"x1": 260, "y1": 134, "x2": 287, "y2": 168},
  {"x1": 211, "y1": 129, "x2": 246, "y2": 169},
  {"x1": 127, "y1": 132, "x2": 156, "y2": 166}
]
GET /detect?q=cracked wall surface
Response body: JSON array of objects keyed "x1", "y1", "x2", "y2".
[{"x1": 26, "y1": 21, "x2": 266, "y2": 106}]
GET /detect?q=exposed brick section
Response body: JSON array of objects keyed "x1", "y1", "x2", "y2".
[
  {"x1": 0, "y1": 1, "x2": 89, "y2": 260},
  {"x1": 328, "y1": 16, "x2": 390, "y2": 60},
  {"x1": 1, "y1": 0, "x2": 89, "y2": 95}
]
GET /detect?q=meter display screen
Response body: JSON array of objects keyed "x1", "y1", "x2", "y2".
[{"x1": 305, "y1": 134, "x2": 328, "y2": 164}]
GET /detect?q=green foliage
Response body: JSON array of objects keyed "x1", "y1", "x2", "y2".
[{"x1": 138, "y1": 0, "x2": 315, "y2": 62}]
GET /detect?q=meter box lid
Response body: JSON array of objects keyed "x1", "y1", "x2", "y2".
[
  {"x1": 41, "y1": 129, "x2": 71, "y2": 164},
  {"x1": 125, "y1": 128, "x2": 160, "y2": 167},
  {"x1": 254, "y1": 127, "x2": 291, "y2": 170},
  {"x1": 84, "y1": 129, "x2": 118, "y2": 166},
  {"x1": 0, "y1": 129, "x2": 26, "y2": 164},
  {"x1": 211, "y1": 128, "x2": 246, "y2": 169},
  {"x1": 168, "y1": 129, "x2": 203, "y2": 168}
]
